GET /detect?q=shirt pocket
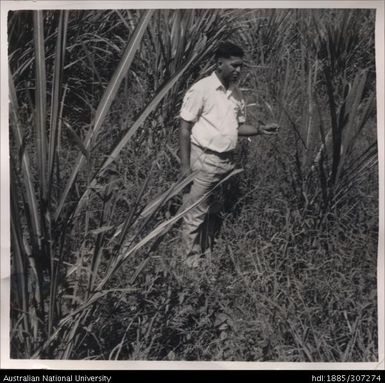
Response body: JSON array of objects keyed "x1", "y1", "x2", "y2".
[
  {"x1": 228, "y1": 101, "x2": 237, "y2": 113},
  {"x1": 231, "y1": 99, "x2": 245, "y2": 123}
]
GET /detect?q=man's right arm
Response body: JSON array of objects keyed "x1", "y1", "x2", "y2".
[
  {"x1": 180, "y1": 119, "x2": 193, "y2": 177},
  {"x1": 179, "y1": 82, "x2": 203, "y2": 177}
]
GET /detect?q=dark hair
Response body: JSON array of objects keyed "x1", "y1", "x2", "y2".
[{"x1": 215, "y1": 42, "x2": 244, "y2": 60}]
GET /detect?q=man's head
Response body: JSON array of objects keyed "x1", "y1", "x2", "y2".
[{"x1": 215, "y1": 42, "x2": 244, "y2": 86}]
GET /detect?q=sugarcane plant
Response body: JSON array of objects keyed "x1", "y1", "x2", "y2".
[
  {"x1": 240, "y1": 9, "x2": 377, "y2": 217},
  {"x1": 9, "y1": 9, "x2": 238, "y2": 358}
]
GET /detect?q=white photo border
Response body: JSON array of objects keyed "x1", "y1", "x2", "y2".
[{"x1": 1, "y1": 0, "x2": 383, "y2": 370}]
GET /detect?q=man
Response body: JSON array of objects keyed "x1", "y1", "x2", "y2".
[{"x1": 179, "y1": 41, "x2": 279, "y2": 268}]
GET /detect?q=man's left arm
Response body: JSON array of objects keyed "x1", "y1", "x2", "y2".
[
  {"x1": 238, "y1": 122, "x2": 280, "y2": 136},
  {"x1": 236, "y1": 93, "x2": 279, "y2": 137}
]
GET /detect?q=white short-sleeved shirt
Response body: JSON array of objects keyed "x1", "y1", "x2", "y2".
[{"x1": 180, "y1": 71, "x2": 246, "y2": 153}]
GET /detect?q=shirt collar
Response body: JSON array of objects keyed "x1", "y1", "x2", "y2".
[
  {"x1": 210, "y1": 71, "x2": 224, "y2": 90},
  {"x1": 210, "y1": 71, "x2": 236, "y2": 95}
]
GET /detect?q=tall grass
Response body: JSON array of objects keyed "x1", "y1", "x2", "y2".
[
  {"x1": 239, "y1": 9, "x2": 377, "y2": 214},
  {"x1": 8, "y1": 8, "x2": 377, "y2": 360},
  {"x1": 9, "y1": 9, "x2": 241, "y2": 359}
]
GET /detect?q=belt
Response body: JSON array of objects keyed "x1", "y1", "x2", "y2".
[{"x1": 192, "y1": 142, "x2": 235, "y2": 158}]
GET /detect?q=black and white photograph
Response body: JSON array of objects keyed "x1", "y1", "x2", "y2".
[{"x1": 1, "y1": 0, "x2": 384, "y2": 368}]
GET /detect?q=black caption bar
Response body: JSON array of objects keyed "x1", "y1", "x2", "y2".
[{"x1": 1, "y1": 370, "x2": 384, "y2": 383}]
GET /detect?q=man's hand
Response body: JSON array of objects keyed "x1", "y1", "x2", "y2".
[
  {"x1": 180, "y1": 165, "x2": 193, "y2": 195},
  {"x1": 259, "y1": 122, "x2": 280, "y2": 135}
]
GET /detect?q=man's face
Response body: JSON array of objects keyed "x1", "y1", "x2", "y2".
[{"x1": 217, "y1": 55, "x2": 244, "y2": 84}]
